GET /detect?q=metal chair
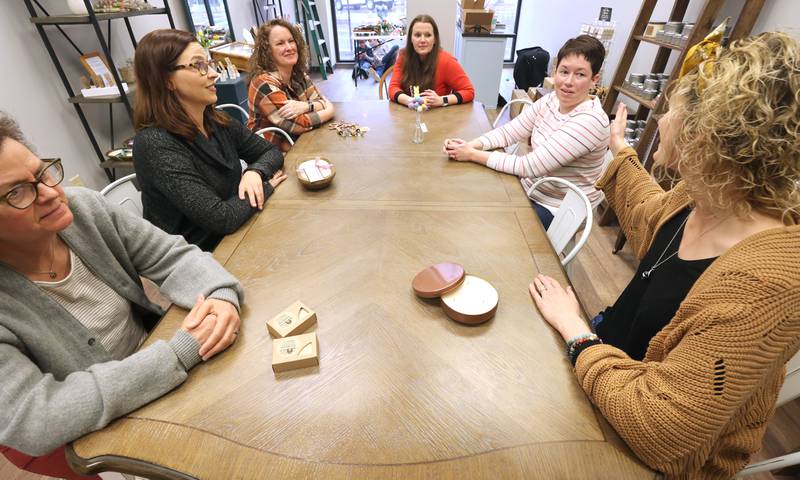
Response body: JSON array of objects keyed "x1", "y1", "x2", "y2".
[
  {"x1": 378, "y1": 65, "x2": 394, "y2": 100},
  {"x1": 492, "y1": 98, "x2": 534, "y2": 155},
  {"x1": 254, "y1": 127, "x2": 294, "y2": 146},
  {"x1": 216, "y1": 103, "x2": 249, "y2": 123},
  {"x1": 528, "y1": 177, "x2": 592, "y2": 267},
  {"x1": 100, "y1": 173, "x2": 142, "y2": 216},
  {"x1": 736, "y1": 351, "x2": 800, "y2": 477}
]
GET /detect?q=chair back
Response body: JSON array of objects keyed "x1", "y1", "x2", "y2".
[
  {"x1": 100, "y1": 173, "x2": 142, "y2": 216},
  {"x1": 216, "y1": 103, "x2": 249, "y2": 124},
  {"x1": 378, "y1": 65, "x2": 394, "y2": 100},
  {"x1": 492, "y1": 98, "x2": 533, "y2": 154},
  {"x1": 254, "y1": 127, "x2": 295, "y2": 146},
  {"x1": 529, "y1": 177, "x2": 592, "y2": 266},
  {"x1": 777, "y1": 350, "x2": 800, "y2": 407}
]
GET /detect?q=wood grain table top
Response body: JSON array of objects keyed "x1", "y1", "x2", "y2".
[{"x1": 69, "y1": 101, "x2": 654, "y2": 479}]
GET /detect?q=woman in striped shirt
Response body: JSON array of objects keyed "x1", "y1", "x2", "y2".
[
  {"x1": 444, "y1": 35, "x2": 610, "y2": 228},
  {"x1": 248, "y1": 19, "x2": 335, "y2": 152}
]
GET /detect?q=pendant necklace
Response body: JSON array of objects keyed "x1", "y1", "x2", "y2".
[
  {"x1": 31, "y1": 238, "x2": 58, "y2": 280},
  {"x1": 641, "y1": 211, "x2": 729, "y2": 280}
]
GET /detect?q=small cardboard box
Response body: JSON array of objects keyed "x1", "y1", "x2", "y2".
[
  {"x1": 527, "y1": 87, "x2": 544, "y2": 104},
  {"x1": 543, "y1": 76, "x2": 555, "y2": 90},
  {"x1": 460, "y1": 0, "x2": 485, "y2": 9},
  {"x1": 510, "y1": 89, "x2": 528, "y2": 118},
  {"x1": 266, "y1": 301, "x2": 317, "y2": 338},
  {"x1": 462, "y1": 9, "x2": 494, "y2": 33},
  {"x1": 272, "y1": 332, "x2": 319, "y2": 373}
]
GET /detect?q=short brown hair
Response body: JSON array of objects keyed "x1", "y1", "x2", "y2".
[
  {"x1": 0, "y1": 112, "x2": 27, "y2": 153},
  {"x1": 133, "y1": 29, "x2": 228, "y2": 140},
  {"x1": 249, "y1": 19, "x2": 310, "y2": 87},
  {"x1": 556, "y1": 35, "x2": 606, "y2": 75}
]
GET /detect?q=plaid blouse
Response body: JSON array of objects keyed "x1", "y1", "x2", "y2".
[{"x1": 247, "y1": 72, "x2": 325, "y2": 152}]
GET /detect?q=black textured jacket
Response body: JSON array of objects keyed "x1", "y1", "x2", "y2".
[{"x1": 133, "y1": 119, "x2": 283, "y2": 251}]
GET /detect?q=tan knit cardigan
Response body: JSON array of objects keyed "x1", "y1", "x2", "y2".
[{"x1": 579, "y1": 147, "x2": 800, "y2": 479}]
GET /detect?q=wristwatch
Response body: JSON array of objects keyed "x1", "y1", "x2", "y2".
[
  {"x1": 442, "y1": 95, "x2": 449, "y2": 107},
  {"x1": 307, "y1": 101, "x2": 314, "y2": 112}
]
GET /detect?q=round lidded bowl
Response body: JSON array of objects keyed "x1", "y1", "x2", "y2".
[
  {"x1": 441, "y1": 275, "x2": 499, "y2": 325},
  {"x1": 412, "y1": 262, "x2": 465, "y2": 298},
  {"x1": 297, "y1": 157, "x2": 336, "y2": 190}
]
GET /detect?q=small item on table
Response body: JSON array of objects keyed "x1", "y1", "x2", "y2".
[
  {"x1": 105, "y1": 148, "x2": 133, "y2": 161},
  {"x1": 272, "y1": 332, "x2": 319, "y2": 373},
  {"x1": 407, "y1": 85, "x2": 430, "y2": 112},
  {"x1": 267, "y1": 301, "x2": 317, "y2": 338},
  {"x1": 296, "y1": 157, "x2": 336, "y2": 190},
  {"x1": 412, "y1": 262, "x2": 499, "y2": 325},
  {"x1": 328, "y1": 120, "x2": 370, "y2": 137}
]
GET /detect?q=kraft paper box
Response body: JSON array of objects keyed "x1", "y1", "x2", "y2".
[
  {"x1": 267, "y1": 301, "x2": 317, "y2": 338},
  {"x1": 272, "y1": 332, "x2": 319, "y2": 373},
  {"x1": 460, "y1": 0, "x2": 485, "y2": 9},
  {"x1": 462, "y1": 9, "x2": 494, "y2": 32}
]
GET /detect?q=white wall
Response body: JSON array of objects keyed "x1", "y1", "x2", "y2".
[
  {"x1": 2, "y1": 0, "x2": 797, "y2": 190},
  {"x1": 408, "y1": 0, "x2": 457, "y2": 53}
]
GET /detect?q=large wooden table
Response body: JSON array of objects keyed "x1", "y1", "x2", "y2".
[{"x1": 69, "y1": 101, "x2": 654, "y2": 479}]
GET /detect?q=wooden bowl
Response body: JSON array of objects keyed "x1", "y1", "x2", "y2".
[
  {"x1": 440, "y1": 275, "x2": 499, "y2": 325},
  {"x1": 297, "y1": 158, "x2": 336, "y2": 190}
]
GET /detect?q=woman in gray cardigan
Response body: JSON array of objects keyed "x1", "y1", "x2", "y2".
[
  {"x1": 0, "y1": 114, "x2": 244, "y2": 478},
  {"x1": 133, "y1": 29, "x2": 288, "y2": 251}
]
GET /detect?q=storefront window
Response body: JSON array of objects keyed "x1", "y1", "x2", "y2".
[
  {"x1": 331, "y1": 0, "x2": 407, "y2": 61},
  {"x1": 484, "y1": 0, "x2": 522, "y2": 61}
]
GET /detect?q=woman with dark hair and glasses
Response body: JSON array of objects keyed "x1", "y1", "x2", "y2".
[
  {"x1": 133, "y1": 29, "x2": 287, "y2": 252},
  {"x1": 0, "y1": 113, "x2": 244, "y2": 479}
]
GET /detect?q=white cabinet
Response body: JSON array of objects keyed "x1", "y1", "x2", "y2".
[{"x1": 454, "y1": 31, "x2": 514, "y2": 108}]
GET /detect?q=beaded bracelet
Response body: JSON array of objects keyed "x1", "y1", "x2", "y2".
[
  {"x1": 569, "y1": 337, "x2": 603, "y2": 366},
  {"x1": 565, "y1": 333, "x2": 596, "y2": 354}
]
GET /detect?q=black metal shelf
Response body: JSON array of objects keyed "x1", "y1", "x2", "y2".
[
  {"x1": 24, "y1": 0, "x2": 174, "y2": 181},
  {"x1": 30, "y1": 8, "x2": 168, "y2": 25},
  {"x1": 68, "y1": 85, "x2": 136, "y2": 104}
]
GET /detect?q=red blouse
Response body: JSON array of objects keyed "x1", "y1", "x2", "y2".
[{"x1": 388, "y1": 50, "x2": 475, "y2": 104}]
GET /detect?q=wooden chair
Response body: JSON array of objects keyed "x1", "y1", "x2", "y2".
[{"x1": 378, "y1": 65, "x2": 394, "y2": 100}]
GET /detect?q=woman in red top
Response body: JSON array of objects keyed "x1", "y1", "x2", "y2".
[{"x1": 389, "y1": 14, "x2": 474, "y2": 107}]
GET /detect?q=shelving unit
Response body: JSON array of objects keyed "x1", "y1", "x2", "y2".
[
  {"x1": 295, "y1": 0, "x2": 333, "y2": 80},
  {"x1": 598, "y1": 0, "x2": 765, "y2": 252},
  {"x1": 24, "y1": 0, "x2": 175, "y2": 180}
]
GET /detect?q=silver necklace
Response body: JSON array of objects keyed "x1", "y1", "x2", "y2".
[
  {"x1": 31, "y1": 239, "x2": 58, "y2": 279},
  {"x1": 641, "y1": 211, "x2": 729, "y2": 280}
]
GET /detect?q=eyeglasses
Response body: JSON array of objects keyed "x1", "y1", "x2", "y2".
[
  {"x1": 0, "y1": 158, "x2": 64, "y2": 210},
  {"x1": 171, "y1": 59, "x2": 219, "y2": 76}
]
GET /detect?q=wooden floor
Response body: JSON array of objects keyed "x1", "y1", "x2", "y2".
[{"x1": 3, "y1": 66, "x2": 797, "y2": 479}]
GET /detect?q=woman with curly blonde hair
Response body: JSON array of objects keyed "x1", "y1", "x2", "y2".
[
  {"x1": 247, "y1": 19, "x2": 335, "y2": 152},
  {"x1": 529, "y1": 32, "x2": 800, "y2": 479}
]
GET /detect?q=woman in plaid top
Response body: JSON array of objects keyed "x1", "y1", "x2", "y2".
[{"x1": 247, "y1": 19, "x2": 335, "y2": 152}]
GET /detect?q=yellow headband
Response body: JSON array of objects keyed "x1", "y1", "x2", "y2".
[{"x1": 678, "y1": 17, "x2": 730, "y2": 88}]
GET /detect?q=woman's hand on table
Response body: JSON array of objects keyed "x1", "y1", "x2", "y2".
[
  {"x1": 239, "y1": 170, "x2": 265, "y2": 210},
  {"x1": 277, "y1": 100, "x2": 309, "y2": 120},
  {"x1": 182, "y1": 296, "x2": 241, "y2": 361},
  {"x1": 529, "y1": 274, "x2": 591, "y2": 341},
  {"x1": 610, "y1": 102, "x2": 631, "y2": 156},
  {"x1": 268, "y1": 169, "x2": 288, "y2": 189},
  {"x1": 443, "y1": 138, "x2": 477, "y2": 162},
  {"x1": 421, "y1": 89, "x2": 444, "y2": 108}
]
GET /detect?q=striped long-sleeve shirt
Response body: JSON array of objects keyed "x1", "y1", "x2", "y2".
[
  {"x1": 248, "y1": 72, "x2": 326, "y2": 152},
  {"x1": 478, "y1": 92, "x2": 610, "y2": 209}
]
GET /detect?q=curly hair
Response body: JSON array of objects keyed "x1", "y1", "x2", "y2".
[
  {"x1": 248, "y1": 19, "x2": 310, "y2": 86},
  {"x1": 669, "y1": 32, "x2": 800, "y2": 222}
]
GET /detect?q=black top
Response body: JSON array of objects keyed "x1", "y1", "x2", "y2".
[
  {"x1": 133, "y1": 117, "x2": 283, "y2": 251},
  {"x1": 596, "y1": 208, "x2": 717, "y2": 360}
]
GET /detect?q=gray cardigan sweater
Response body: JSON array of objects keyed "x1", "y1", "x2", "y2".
[{"x1": 0, "y1": 188, "x2": 244, "y2": 456}]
